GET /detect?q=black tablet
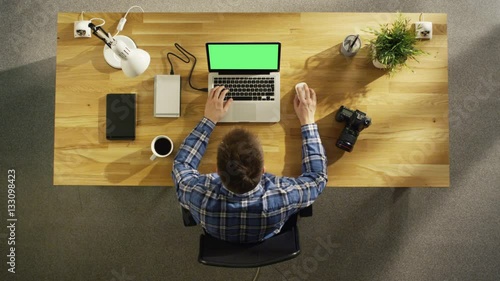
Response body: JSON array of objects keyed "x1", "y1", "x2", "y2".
[{"x1": 106, "y1": 93, "x2": 136, "y2": 140}]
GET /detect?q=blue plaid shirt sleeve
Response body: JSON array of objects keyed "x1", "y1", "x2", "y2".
[
  {"x1": 275, "y1": 123, "x2": 328, "y2": 209},
  {"x1": 171, "y1": 117, "x2": 215, "y2": 209}
]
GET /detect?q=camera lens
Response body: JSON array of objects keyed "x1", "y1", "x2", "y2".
[
  {"x1": 336, "y1": 139, "x2": 353, "y2": 152},
  {"x1": 336, "y1": 127, "x2": 357, "y2": 152}
]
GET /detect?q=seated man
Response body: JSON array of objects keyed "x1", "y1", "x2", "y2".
[{"x1": 172, "y1": 84, "x2": 327, "y2": 243}]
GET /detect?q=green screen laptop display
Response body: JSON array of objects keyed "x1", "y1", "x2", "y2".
[{"x1": 206, "y1": 43, "x2": 281, "y2": 72}]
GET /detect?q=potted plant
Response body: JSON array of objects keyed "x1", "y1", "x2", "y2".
[{"x1": 367, "y1": 14, "x2": 427, "y2": 74}]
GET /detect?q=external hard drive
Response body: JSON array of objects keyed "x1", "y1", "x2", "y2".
[{"x1": 154, "y1": 75, "x2": 181, "y2": 117}]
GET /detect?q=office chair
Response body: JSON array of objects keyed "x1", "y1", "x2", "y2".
[{"x1": 181, "y1": 205, "x2": 312, "y2": 268}]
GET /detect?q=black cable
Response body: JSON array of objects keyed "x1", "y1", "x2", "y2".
[{"x1": 166, "y1": 43, "x2": 208, "y2": 92}]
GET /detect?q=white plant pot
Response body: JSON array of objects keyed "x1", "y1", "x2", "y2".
[
  {"x1": 370, "y1": 44, "x2": 388, "y2": 69},
  {"x1": 372, "y1": 59, "x2": 388, "y2": 69}
]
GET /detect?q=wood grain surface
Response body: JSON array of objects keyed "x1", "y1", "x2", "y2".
[{"x1": 55, "y1": 12, "x2": 449, "y2": 187}]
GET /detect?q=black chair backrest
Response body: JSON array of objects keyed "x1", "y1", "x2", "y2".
[
  {"x1": 181, "y1": 205, "x2": 313, "y2": 267},
  {"x1": 198, "y1": 224, "x2": 301, "y2": 268}
]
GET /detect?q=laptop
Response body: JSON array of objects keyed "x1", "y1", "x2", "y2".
[{"x1": 206, "y1": 42, "x2": 281, "y2": 122}]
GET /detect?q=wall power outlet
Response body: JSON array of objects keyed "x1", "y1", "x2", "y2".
[
  {"x1": 415, "y1": 21, "x2": 432, "y2": 39},
  {"x1": 74, "y1": 20, "x2": 91, "y2": 38}
]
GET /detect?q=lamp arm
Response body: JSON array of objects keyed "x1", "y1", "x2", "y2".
[{"x1": 88, "y1": 22, "x2": 114, "y2": 48}]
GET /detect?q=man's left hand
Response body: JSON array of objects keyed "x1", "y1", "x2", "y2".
[{"x1": 204, "y1": 86, "x2": 233, "y2": 124}]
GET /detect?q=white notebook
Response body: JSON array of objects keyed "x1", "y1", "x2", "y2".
[{"x1": 154, "y1": 75, "x2": 181, "y2": 117}]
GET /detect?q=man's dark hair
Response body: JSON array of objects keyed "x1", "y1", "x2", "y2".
[{"x1": 217, "y1": 128, "x2": 264, "y2": 194}]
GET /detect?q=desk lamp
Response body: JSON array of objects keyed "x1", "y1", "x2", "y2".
[{"x1": 88, "y1": 22, "x2": 150, "y2": 77}]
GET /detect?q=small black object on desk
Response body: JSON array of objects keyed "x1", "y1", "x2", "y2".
[{"x1": 335, "y1": 105, "x2": 371, "y2": 152}]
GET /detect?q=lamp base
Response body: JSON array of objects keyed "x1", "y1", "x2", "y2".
[{"x1": 103, "y1": 35, "x2": 137, "y2": 69}]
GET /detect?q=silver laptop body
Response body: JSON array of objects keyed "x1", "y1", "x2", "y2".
[{"x1": 206, "y1": 42, "x2": 281, "y2": 123}]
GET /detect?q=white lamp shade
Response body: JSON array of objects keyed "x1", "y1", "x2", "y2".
[{"x1": 121, "y1": 48, "x2": 151, "y2": 77}]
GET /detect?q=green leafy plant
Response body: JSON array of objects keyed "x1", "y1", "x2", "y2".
[{"x1": 367, "y1": 14, "x2": 427, "y2": 74}]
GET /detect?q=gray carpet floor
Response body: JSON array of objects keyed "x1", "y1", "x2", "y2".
[{"x1": 1, "y1": 0, "x2": 499, "y2": 280}]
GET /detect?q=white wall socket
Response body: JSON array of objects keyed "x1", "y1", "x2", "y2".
[
  {"x1": 74, "y1": 21, "x2": 91, "y2": 38},
  {"x1": 415, "y1": 21, "x2": 432, "y2": 39}
]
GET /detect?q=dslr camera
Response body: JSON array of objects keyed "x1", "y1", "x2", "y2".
[{"x1": 335, "y1": 105, "x2": 371, "y2": 152}]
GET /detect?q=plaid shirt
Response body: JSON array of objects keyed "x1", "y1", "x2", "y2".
[{"x1": 172, "y1": 117, "x2": 327, "y2": 243}]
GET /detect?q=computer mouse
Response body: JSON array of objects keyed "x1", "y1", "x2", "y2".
[{"x1": 295, "y1": 82, "x2": 307, "y2": 94}]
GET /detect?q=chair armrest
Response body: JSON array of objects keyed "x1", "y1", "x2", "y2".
[
  {"x1": 181, "y1": 207, "x2": 198, "y2": 227},
  {"x1": 299, "y1": 205, "x2": 313, "y2": 217}
]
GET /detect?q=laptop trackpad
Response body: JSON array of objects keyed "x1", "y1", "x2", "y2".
[{"x1": 233, "y1": 103, "x2": 256, "y2": 121}]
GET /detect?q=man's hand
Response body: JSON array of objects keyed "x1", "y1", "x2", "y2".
[
  {"x1": 294, "y1": 83, "x2": 317, "y2": 125},
  {"x1": 204, "y1": 86, "x2": 233, "y2": 124}
]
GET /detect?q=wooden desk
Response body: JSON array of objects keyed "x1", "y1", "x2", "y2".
[{"x1": 55, "y1": 12, "x2": 449, "y2": 187}]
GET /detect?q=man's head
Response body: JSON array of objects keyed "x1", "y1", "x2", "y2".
[{"x1": 217, "y1": 128, "x2": 264, "y2": 194}]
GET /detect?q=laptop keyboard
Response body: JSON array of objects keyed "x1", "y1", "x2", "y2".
[{"x1": 213, "y1": 77, "x2": 275, "y2": 101}]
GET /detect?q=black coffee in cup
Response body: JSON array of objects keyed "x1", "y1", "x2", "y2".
[{"x1": 154, "y1": 138, "x2": 172, "y2": 156}]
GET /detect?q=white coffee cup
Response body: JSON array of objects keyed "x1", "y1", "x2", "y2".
[{"x1": 150, "y1": 135, "x2": 174, "y2": 160}]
